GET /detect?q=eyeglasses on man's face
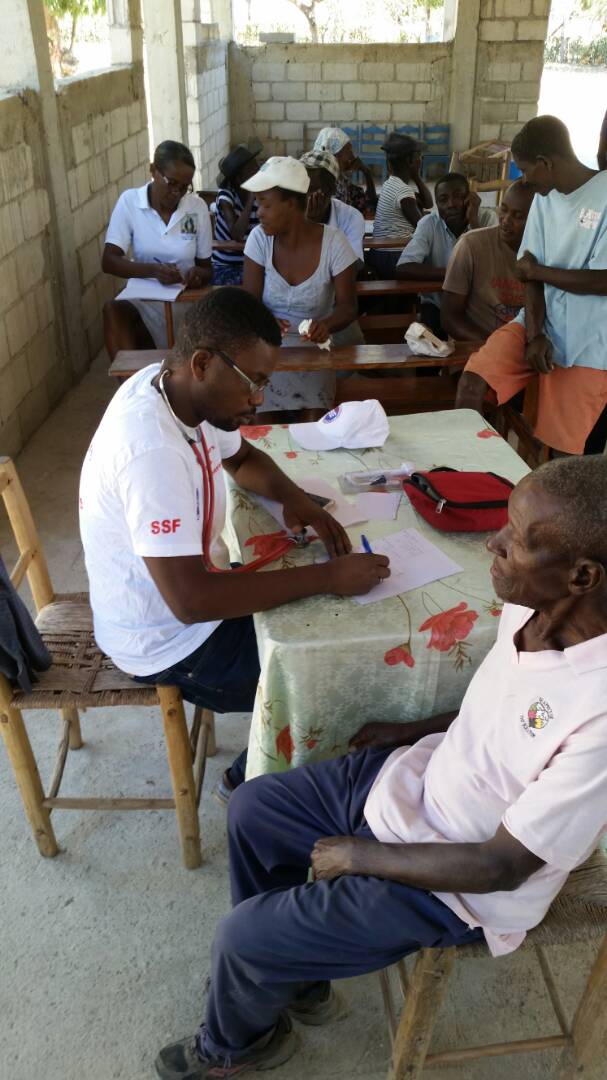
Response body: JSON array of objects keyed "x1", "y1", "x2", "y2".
[
  {"x1": 212, "y1": 350, "x2": 270, "y2": 398},
  {"x1": 157, "y1": 170, "x2": 194, "y2": 195}
]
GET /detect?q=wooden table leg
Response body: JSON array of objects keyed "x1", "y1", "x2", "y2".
[
  {"x1": 388, "y1": 947, "x2": 455, "y2": 1080},
  {"x1": 0, "y1": 701, "x2": 59, "y2": 857},
  {"x1": 157, "y1": 685, "x2": 202, "y2": 869}
]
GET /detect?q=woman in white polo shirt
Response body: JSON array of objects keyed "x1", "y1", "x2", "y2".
[{"x1": 102, "y1": 140, "x2": 213, "y2": 359}]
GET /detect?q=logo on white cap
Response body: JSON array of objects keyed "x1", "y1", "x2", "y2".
[{"x1": 323, "y1": 408, "x2": 341, "y2": 424}]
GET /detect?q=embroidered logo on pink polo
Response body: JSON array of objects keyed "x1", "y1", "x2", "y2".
[{"x1": 520, "y1": 697, "x2": 553, "y2": 738}]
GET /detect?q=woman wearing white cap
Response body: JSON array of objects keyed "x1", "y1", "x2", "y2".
[
  {"x1": 242, "y1": 156, "x2": 360, "y2": 415},
  {"x1": 313, "y1": 127, "x2": 377, "y2": 215}
]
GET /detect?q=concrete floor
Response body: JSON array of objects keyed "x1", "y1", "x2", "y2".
[{"x1": 0, "y1": 352, "x2": 602, "y2": 1080}]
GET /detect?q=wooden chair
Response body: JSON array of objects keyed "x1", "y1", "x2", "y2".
[
  {"x1": 380, "y1": 848, "x2": 607, "y2": 1078},
  {"x1": 0, "y1": 456, "x2": 217, "y2": 869},
  {"x1": 450, "y1": 141, "x2": 512, "y2": 206}
]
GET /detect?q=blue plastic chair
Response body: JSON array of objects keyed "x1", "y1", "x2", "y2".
[
  {"x1": 359, "y1": 124, "x2": 388, "y2": 180},
  {"x1": 421, "y1": 123, "x2": 451, "y2": 179},
  {"x1": 342, "y1": 125, "x2": 361, "y2": 156},
  {"x1": 394, "y1": 124, "x2": 423, "y2": 142}
]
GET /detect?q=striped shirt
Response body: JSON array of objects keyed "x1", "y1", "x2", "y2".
[
  {"x1": 373, "y1": 175, "x2": 419, "y2": 244},
  {"x1": 212, "y1": 186, "x2": 259, "y2": 268}
]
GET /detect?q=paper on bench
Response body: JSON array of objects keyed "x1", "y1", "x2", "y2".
[
  {"x1": 353, "y1": 527, "x2": 462, "y2": 605},
  {"x1": 118, "y1": 278, "x2": 185, "y2": 303}
]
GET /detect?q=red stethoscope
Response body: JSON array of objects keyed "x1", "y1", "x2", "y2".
[{"x1": 158, "y1": 371, "x2": 299, "y2": 572}]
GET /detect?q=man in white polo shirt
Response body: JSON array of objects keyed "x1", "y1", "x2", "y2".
[
  {"x1": 80, "y1": 288, "x2": 389, "y2": 796},
  {"x1": 156, "y1": 454, "x2": 607, "y2": 1080}
]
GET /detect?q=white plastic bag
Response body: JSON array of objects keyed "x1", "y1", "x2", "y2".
[{"x1": 405, "y1": 321, "x2": 454, "y2": 358}]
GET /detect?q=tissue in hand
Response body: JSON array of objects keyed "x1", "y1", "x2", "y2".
[{"x1": 298, "y1": 319, "x2": 331, "y2": 351}]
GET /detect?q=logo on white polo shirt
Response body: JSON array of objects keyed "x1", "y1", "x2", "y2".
[
  {"x1": 150, "y1": 518, "x2": 181, "y2": 534},
  {"x1": 181, "y1": 214, "x2": 197, "y2": 235},
  {"x1": 520, "y1": 696, "x2": 553, "y2": 738}
]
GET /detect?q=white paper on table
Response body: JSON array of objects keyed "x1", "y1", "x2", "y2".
[
  {"x1": 118, "y1": 278, "x2": 185, "y2": 303},
  {"x1": 353, "y1": 527, "x2": 462, "y2": 605},
  {"x1": 355, "y1": 492, "x2": 401, "y2": 521},
  {"x1": 254, "y1": 476, "x2": 368, "y2": 533}
]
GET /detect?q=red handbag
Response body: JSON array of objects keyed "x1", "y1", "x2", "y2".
[{"x1": 402, "y1": 467, "x2": 514, "y2": 532}]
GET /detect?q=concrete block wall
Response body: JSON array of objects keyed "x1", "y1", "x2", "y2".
[
  {"x1": 57, "y1": 64, "x2": 149, "y2": 361},
  {"x1": 473, "y1": 0, "x2": 550, "y2": 143},
  {"x1": 184, "y1": 24, "x2": 230, "y2": 189},
  {"x1": 228, "y1": 43, "x2": 451, "y2": 158},
  {"x1": 0, "y1": 93, "x2": 67, "y2": 458}
]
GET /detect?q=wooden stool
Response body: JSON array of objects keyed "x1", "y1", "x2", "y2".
[
  {"x1": 0, "y1": 457, "x2": 217, "y2": 869},
  {"x1": 380, "y1": 849, "x2": 607, "y2": 1077}
]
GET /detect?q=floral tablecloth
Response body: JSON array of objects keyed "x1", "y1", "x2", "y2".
[{"x1": 224, "y1": 409, "x2": 529, "y2": 779}]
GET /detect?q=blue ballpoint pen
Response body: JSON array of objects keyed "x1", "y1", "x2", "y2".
[{"x1": 361, "y1": 534, "x2": 373, "y2": 554}]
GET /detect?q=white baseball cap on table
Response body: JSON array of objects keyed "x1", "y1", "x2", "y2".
[
  {"x1": 289, "y1": 401, "x2": 389, "y2": 451},
  {"x1": 241, "y1": 156, "x2": 310, "y2": 195}
]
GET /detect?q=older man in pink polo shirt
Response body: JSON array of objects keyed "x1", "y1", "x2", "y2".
[{"x1": 156, "y1": 455, "x2": 607, "y2": 1080}]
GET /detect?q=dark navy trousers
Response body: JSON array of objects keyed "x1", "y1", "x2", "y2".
[
  {"x1": 199, "y1": 748, "x2": 482, "y2": 1060},
  {"x1": 133, "y1": 613, "x2": 258, "y2": 786}
]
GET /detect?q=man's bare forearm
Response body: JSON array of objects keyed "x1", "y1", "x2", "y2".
[
  {"x1": 524, "y1": 279, "x2": 546, "y2": 340},
  {"x1": 343, "y1": 837, "x2": 512, "y2": 893},
  {"x1": 226, "y1": 443, "x2": 302, "y2": 504},
  {"x1": 532, "y1": 265, "x2": 607, "y2": 296},
  {"x1": 396, "y1": 262, "x2": 445, "y2": 282}
]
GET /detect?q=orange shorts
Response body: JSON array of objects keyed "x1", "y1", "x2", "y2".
[{"x1": 465, "y1": 322, "x2": 607, "y2": 455}]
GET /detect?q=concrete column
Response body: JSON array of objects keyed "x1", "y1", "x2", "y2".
[
  {"x1": 24, "y1": 0, "x2": 89, "y2": 376},
  {"x1": 141, "y1": 0, "x2": 188, "y2": 148},
  {"x1": 108, "y1": 0, "x2": 144, "y2": 66},
  {"x1": 447, "y1": 0, "x2": 481, "y2": 152},
  {"x1": 3, "y1": 0, "x2": 38, "y2": 90}
]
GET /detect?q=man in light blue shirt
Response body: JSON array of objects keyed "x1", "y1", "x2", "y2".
[
  {"x1": 396, "y1": 172, "x2": 496, "y2": 336},
  {"x1": 456, "y1": 116, "x2": 607, "y2": 455}
]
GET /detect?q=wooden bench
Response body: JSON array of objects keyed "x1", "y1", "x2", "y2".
[
  {"x1": 356, "y1": 279, "x2": 436, "y2": 297},
  {"x1": 110, "y1": 342, "x2": 475, "y2": 380}
]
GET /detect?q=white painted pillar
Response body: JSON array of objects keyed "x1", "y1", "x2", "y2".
[
  {"x1": 23, "y1": 0, "x2": 90, "y2": 376},
  {"x1": 140, "y1": 0, "x2": 188, "y2": 148},
  {"x1": 447, "y1": 0, "x2": 481, "y2": 153}
]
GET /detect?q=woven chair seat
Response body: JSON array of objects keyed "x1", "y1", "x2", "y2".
[
  {"x1": 454, "y1": 848, "x2": 607, "y2": 958},
  {"x1": 10, "y1": 592, "x2": 158, "y2": 709}
]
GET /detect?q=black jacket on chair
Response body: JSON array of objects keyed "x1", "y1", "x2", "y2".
[{"x1": 0, "y1": 555, "x2": 51, "y2": 692}]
